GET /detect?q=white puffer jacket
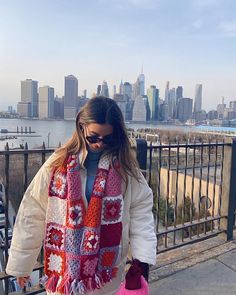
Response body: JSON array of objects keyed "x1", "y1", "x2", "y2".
[{"x1": 6, "y1": 153, "x2": 157, "y2": 295}]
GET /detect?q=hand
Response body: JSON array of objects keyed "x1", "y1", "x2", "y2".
[{"x1": 17, "y1": 276, "x2": 30, "y2": 289}]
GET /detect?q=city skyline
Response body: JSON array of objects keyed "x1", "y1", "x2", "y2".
[{"x1": 1, "y1": 0, "x2": 236, "y2": 111}]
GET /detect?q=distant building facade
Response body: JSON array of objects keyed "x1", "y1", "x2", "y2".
[
  {"x1": 38, "y1": 86, "x2": 54, "y2": 119},
  {"x1": 147, "y1": 85, "x2": 159, "y2": 121},
  {"x1": 194, "y1": 84, "x2": 202, "y2": 112},
  {"x1": 177, "y1": 98, "x2": 193, "y2": 122},
  {"x1": 64, "y1": 75, "x2": 78, "y2": 119},
  {"x1": 18, "y1": 79, "x2": 38, "y2": 117},
  {"x1": 132, "y1": 95, "x2": 146, "y2": 122}
]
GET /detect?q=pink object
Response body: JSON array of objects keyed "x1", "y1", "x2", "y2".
[{"x1": 116, "y1": 276, "x2": 149, "y2": 295}]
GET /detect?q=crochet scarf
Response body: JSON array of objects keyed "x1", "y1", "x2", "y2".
[{"x1": 42, "y1": 154, "x2": 123, "y2": 294}]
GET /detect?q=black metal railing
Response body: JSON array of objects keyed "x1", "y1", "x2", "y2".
[
  {"x1": 145, "y1": 139, "x2": 235, "y2": 253},
  {"x1": 0, "y1": 138, "x2": 236, "y2": 294},
  {"x1": 0, "y1": 143, "x2": 54, "y2": 295}
]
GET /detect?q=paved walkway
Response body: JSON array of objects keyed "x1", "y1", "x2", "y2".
[{"x1": 149, "y1": 239, "x2": 236, "y2": 295}]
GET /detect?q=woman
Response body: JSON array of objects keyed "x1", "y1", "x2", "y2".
[{"x1": 6, "y1": 96, "x2": 157, "y2": 294}]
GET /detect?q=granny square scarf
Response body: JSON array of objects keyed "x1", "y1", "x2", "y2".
[{"x1": 42, "y1": 154, "x2": 123, "y2": 294}]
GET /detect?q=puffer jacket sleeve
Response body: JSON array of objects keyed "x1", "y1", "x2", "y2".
[
  {"x1": 129, "y1": 172, "x2": 157, "y2": 265},
  {"x1": 6, "y1": 154, "x2": 54, "y2": 277}
]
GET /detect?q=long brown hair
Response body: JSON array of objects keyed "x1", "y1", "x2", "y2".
[{"x1": 50, "y1": 96, "x2": 140, "y2": 183}]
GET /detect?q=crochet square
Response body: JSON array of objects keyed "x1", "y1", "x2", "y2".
[
  {"x1": 100, "y1": 223, "x2": 122, "y2": 248},
  {"x1": 98, "y1": 246, "x2": 119, "y2": 271},
  {"x1": 84, "y1": 197, "x2": 102, "y2": 228},
  {"x1": 45, "y1": 249, "x2": 65, "y2": 276},
  {"x1": 93, "y1": 169, "x2": 108, "y2": 197},
  {"x1": 65, "y1": 228, "x2": 83, "y2": 255},
  {"x1": 98, "y1": 155, "x2": 110, "y2": 170},
  {"x1": 81, "y1": 228, "x2": 100, "y2": 255},
  {"x1": 104, "y1": 168, "x2": 122, "y2": 196},
  {"x1": 66, "y1": 255, "x2": 81, "y2": 279},
  {"x1": 80, "y1": 255, "x2": 99, "y2": 278},
  {"x1": 49, "y1": 169, "x2": 67, "y2": 199},
  {"x1": 66, "y1": 200, "x2": 86, "y2": 229},
  {"x1": 67, "y1": 154, "x2": 79, "y2": 171},
  {"x1": 67, "y1": 170, "x2": 82, "y2": 200},
  {"x1": 101, "y1": 195, "x2": 123, "y2": 225},
  {"x1": 45, "y1": 223, "x2": 65, "y2": 251},
  {"x1": 47, "y1": 197, "x2": 67, "y2": 226}
]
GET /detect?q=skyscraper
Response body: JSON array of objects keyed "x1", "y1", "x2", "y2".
[
  {"x1": 64, "y1": 75, "x2": 78, "y2": 119},
  {"x1": 97, "y1": 85, "x2": 101, "y2": 96},
  {"x1": 38, "y1": 86, "x2": 54, "y2": 119},
  {"x1": 147, "y1": 85, "x2": 159, "y2": 121},
  {"x1": 101, "y1": 80, "x2": 109, "y2": 97},
  {"x1": 123, "y1": 82, "x2": 132, "y2": 100},
  {"x1": 164, "y1": 81, "x2": 170, "y2": 104},
  {"x1": 138, "y1": 73, "x2": 145, "y2": 96},
  {"x1": 168, "y1": 88, "x2": 175, "y2": 119},
  {"x1": 132, "y1": 96, "x2": 146, "y2": 122},
  {"x1": 177, "y1": 98, "x2": 193, "y2": 122},
  {"x1": 194, "y1": 84, "x2": 202, "y2": 112},
  {"x1": 18, "y1": 79, "x2": 38, "y2": 117}
]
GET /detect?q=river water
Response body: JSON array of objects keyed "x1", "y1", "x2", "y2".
[{"x1": 0, "y1": 118, "x2": 236, "y2": 150}]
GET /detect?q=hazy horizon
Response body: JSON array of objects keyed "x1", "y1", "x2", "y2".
[{"x1": 0, "y1": 0, "x2": 236, "y2": 111}]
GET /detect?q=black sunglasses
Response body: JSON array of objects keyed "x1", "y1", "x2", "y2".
[{"x1": 86, "y1": 134, "x2": 113, "y2": 145}]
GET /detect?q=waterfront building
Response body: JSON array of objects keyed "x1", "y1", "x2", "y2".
[
  {"x1": 147, "y1": 85, "x2": 159, "y2": 121},
  {"x1": 164, "y1": 81, "x2": 170, "y2": 104},
  {"x1": 138, "y1": 72, "x2": 145, "y2": 96},
  {"x1": 194, "y1": 84, "x2": 202, "y2": 112},
  {"x1": 97, "y1": 85, "x2": 101, "y2": 96},
  {"x1": 101, "y1": 80, "x2": 109, "y2": 97},
  {"x1": 77, "y1": 96, "x2": 89, "y2": 111},
  {"x1": 193, "y1": 110, "x2": 207, "y2": 122},
  {"x1": 177, "y1": 97, "x2": 193, "y2": 122},
  {"x1": 159, "y1": 102, "x2": 168, "y2": 121},
  {"x1": 17, "y1": 102, "x2": 31, "y2": 117},
  {"x1": 113, "y1": 94, "x2": 126, "y2": 119},
  {"x1": 54, "y1": 96, "x2": 64, "y2": 119},
  {"x1": 64, "y1": 75, "x2": 78, "y2": 119},
  {"x1": 176, "y1": 86, "x2": 183, "y2": 101},
  {"x1": 119, "y1": 81, "x2": 124, "y2": 95},
  {"x1": 38, "y1": 86, "x2": 54, "y2": 119},
  {"x1": 83, "y1": 89, "x2": 87, "y2": 99},
  {"x1": 113, "y1": 85, "x2": 116, "y2": 98},
  {"x1": 229, "y1": 101, "x2": 236, "y2": 110},
  {"x1": 175, "y1": 86, "x2": 183, "y2": 117},
  {"x1": 217, "y1": 98, "x2": 226, "y2": 120},
  {"x1": 132, "y1": 95, "x2": 146, "y2": 122},
  {"x1": 208, "y1": 110, "x2": 218, "y2": 120},
  {"x1": 132, "y1": 71, "x2": 145, "y2": 99},
  {"x1": 168, "y1": 88, "x2": 175, "y2": 119},
  {"x1": 123, "y1": 82, "x2": 132, "y2": 100},
  {"x1": 19, "y1": 79, "x2": 38, "y2": 117}
]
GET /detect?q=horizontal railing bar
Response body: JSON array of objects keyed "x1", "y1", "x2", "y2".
[
  {"x1": 157, "y1": 215, "x2": 226, "y2": 236},
  {"x1": 0, "y1": 148, "x2": 55, "y2": 156},
  {"x1": 157, "y1": 229, "x2": 225, "y2": 254},
  {"x1": 149, "y1": 142, "x2": 230, "y2": 149}
]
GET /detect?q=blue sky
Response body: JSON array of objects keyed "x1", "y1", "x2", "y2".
[{"x1": 0, "y1": 0, "x2": 236, "y2": 111}]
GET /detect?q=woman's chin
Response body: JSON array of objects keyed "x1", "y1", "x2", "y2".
[{"x1": 87, "y1": 146, "x2": 105, "y2": 153}]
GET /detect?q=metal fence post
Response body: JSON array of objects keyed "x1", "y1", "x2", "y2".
[
  {"x1": 221, "y1": 138, "x2": 236, "y2": 240},
  {"x1": 136, "y1": 139, "x2": 147, "y2": 177}
]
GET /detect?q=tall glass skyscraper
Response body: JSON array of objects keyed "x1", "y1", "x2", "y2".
[
  {"x1": 194, "y1": 84, "x2": 202, "y2": 112},
  {"x1": 20, "y1": 79, "x2": 38, "y2": 117},
  {"x1": 147, "y1": 85, "x2": 159, "y2": 121},
  {"x1": 64, "y1": 75, "x2": 78, "y2": 119}
]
